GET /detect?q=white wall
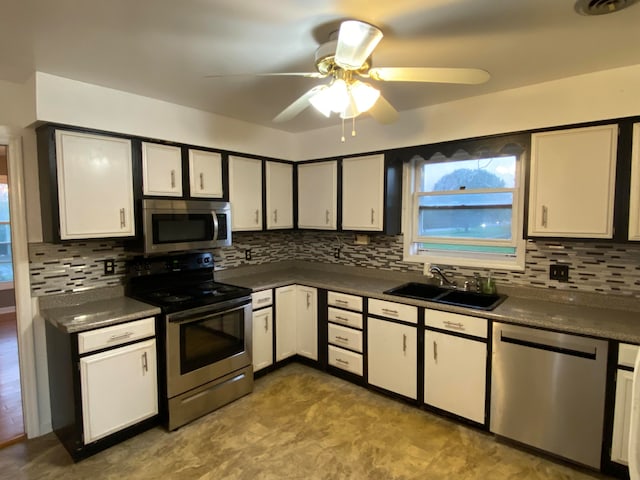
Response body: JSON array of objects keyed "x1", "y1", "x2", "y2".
[
  {"x1": 35, "y1": 72, "x2": 297, "y2": 161},
  {"x1": 293, "y1": 64, "x2": 640, "y2": 160}
]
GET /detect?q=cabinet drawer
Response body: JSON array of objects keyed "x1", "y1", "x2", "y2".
[
  {"x1": 328, "y1": 307, "x2": 363, "y2": 330},
  {"x1": 369, "y1": 298, "x2": 417, "y2": 324},
  {"x1": 328, "y1": 291, "x2": 363, "y2": 312},
  {"x1": 328, "y1": 324, "x2": 363, "y2": 353},
  {"x1": 78, "y1": 317, "x2": 156, "y2": 354},
  {"x1": 619, "y1": 343, "x2": 640, "y2": 368},
  {"x1": 251, "y1": 289, "x2": 273, "y2": 309},
  {"x1": 425, "y1": 310, "x2": 487, "y2": 339},
  {"x1": 328, "y1": 345, "x2": 363, "y2": 376}
]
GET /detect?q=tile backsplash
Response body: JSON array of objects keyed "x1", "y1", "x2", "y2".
[{"x1": 28, "y1": 232, "x2": 640, "y2": 298}]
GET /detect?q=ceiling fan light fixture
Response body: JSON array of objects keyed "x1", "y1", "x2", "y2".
[
  {"x1": 335, "y1": 20, "x2": 383, "y2": 70},
  {"x1": 350, "y1": 80, "x2": 380, "y2": 113},
  {"x1": 327, "y1": 79, "x2": 350, "y2": 113},
  {"x1": 308, "y1": 86, "x2": 332, "y2": 117}
]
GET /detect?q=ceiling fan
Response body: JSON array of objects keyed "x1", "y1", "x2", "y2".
[{"x1": 262, "y1": 20, "x2": 491, "y2": 126}]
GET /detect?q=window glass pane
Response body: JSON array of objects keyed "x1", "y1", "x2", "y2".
[
  {"x1": 418, "y1": 193, "x2": 513, "y2": 240},
  {"x1": 420, "y1": 156, "x2": 516, "y2": 192},
  {"x1": 0, "y1": 223, "x2": 12, "y2": 282},
  {"x1": 418, "y1": 243, "x2": 516, "y2": 255},
  {"x1": 0, "y1": 183, "x2": 8, "y2": 222}
]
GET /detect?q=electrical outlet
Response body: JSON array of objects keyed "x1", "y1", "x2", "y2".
[
  {"x1": 549, "y1": 264, "x2": 569, "y2": 282},
  {"x1": 245, "y1": 249, "x2": 252, "y2": 261},
  {"x1": 334, "y1": 247, "x2": 340, "y2": 259},
  {"x1": 104, "y1": 259, "x2": 115, "y2": 275}
]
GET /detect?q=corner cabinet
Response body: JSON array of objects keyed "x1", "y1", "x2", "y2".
[
  {"x1": 142, "y1": 142, "x2": 183, "y2": 197},
  {"x1": 229, "y1": 155, "x2": 263, "y2": 231},
  {"x1": 266, "y1": 161, "x2": 294, "y2": 230},
  {"x1": 528, "y1": 124, "x2": 618, "y2": 238},
  {"x1": 275, "y1": 285, "x2": 318, "y2": 362},
  {"x1": 188, "y1": 149, "x2": 223, "y2": 198},
  {"x1": 628, "y1": 124, "x2": 640, "y2": 240},
  {"x1": 37, "y1": 128, "x2": 136, "y2": 241},
  {"x1": 298, "y1": 161, "x2": 338, "y2": 230},
  {"x1": 251, "y1": 290, "x2": 274, "y2": 372}
]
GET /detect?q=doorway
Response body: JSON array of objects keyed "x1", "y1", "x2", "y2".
[{"x1": 0, "y1": 144, "x2": 23, "y2": 447}]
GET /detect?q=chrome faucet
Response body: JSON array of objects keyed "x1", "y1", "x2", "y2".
[{"x1": 429, "y1": 266, "x2": 457, "y2": 288}]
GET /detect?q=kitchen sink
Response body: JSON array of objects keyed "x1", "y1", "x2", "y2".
[
  {"x1": 383, "y1": 282, "x2": 506, "y2": 311},
  {"x1": 383, "y1": 282, "x2": 449, "y2": 300}
]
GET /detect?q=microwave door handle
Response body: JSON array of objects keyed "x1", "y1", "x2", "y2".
[{"x1": 211, "y1": 212, "x2": 219, "y2": 241}]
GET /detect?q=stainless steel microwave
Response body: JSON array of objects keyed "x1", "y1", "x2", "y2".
[{"x1": 142, "y1": 199, "x2": 231, "y2": 254}]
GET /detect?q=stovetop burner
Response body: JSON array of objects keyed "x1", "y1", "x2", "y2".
[{"x1": 125, "y1": 253, "x2": 252, "y2": 313}]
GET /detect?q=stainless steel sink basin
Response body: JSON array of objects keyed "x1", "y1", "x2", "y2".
[{"x1": 383, "y1": 282, "x2": 506, "y2": 311}]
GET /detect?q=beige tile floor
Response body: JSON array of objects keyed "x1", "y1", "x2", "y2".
[{"x1": 0, "y1": 363, "x2": 613, "y2": 480}]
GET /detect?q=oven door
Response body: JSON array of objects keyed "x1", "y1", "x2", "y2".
[{"x1": 165, "y1": 297, "x2": 252, "y2": 398}]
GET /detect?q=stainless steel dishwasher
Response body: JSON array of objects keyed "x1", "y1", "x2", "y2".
[{"x1": 490, "y1": 322, "x2": 608, "y2": 469}]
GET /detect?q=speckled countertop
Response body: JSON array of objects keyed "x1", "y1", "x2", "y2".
[
  {"x1": 217, "y1": 261, "x2": 640, "y2": 344},
  {"x1": 39, "y1": 286, "x2": 161, "y2": 334}
]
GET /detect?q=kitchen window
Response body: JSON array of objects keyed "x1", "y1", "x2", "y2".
[{"x1": 402, "y1": 135, "x2": 528, "y2": 271}]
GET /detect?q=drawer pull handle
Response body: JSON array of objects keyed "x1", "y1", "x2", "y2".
[
  {"x1": 433, "y1": 341, "x2": 438, "y2": 364},
  {"x1": 109, "y1": 331, "x2": 133, "y2": 342},
  {"x1": 264, "y1": 317, "x2": 269, "y2": 332},
  {"x1": 273, "y1": 209, "x2": 278, "y2": 223},
  {"x1": 382, "y1": 308, "x2": 399, "y2": 316},
  {"x1": 170, "y1": 170, "x2": 176, "y2": 189},
  {"x1": 142, "y1": 351, "x2": 148, "y2": 373},
  {"x1": 306, "y1": 292, "x2": 311, "y2": 309},
  {"x1": 335, "y1": 336, "x2": 349, "y2": 342},
  {"x1": 334, "y1": 315, "x2": 349, "y2": 322},
  {"x1": 325, "y1": 209, "x2": 330, "y2": 224},
  {"x1": 335, "y1": 358, "x2": 350, "y2": 366},
  {"x1": 542, "y1": 205, "x2": 548, "y2": 228},
  {"x1": 334, "y1": 299, "x2": 348, "y2": 305},
  {"x1": 256, "y1": 298, "x2": 270, "y2": 304},
  {"x1": 443, "y1": 320, "x2": 465, "y2": 331},
  {"x1": 402, "y1": 334, "x2": 407, "y2": 354},
  {"x1": 199, "y1": 172, "x2": 204, "y2": 190},
  {"x1": 255, "y1": 209, "x2": 260, "y2": 224}
]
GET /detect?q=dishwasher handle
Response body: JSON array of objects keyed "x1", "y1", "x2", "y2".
[{"x1": 499, "y1": 330, "x2": 598, "y2": 360}]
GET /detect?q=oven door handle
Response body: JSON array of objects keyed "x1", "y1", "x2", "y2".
[
  {"x1": 166, "y1": 300, "x2": 250, "y2": 324},
  {"x1": 211, "y1": 212, "x2": 219, "y2": 242}
]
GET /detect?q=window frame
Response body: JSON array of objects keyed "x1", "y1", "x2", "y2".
[{"x1": 401, "y1": 136, "x2": 528, "y2": 272}]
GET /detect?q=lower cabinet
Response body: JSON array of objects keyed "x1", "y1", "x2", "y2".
[
  {"x1": 424, "y1": 310, "x2": 488, "y2": 424},
  {"x1": 327, "y1": 291, "x2": 364, "y2": 377},
  {"x1": 611, "y1": 343, "x2": 639, "y2": 465},
  {"x1": 80, "y1": 339, "x2": 157, "y2": 443},
  {"x1": 367, "y1": 299, "x2": 418, "y2": 400},
  {"x1": 45, "y1": 316, "x2": 159, "y2": 460},
  {"x1": 251, "y1": 290, "x2": 274, "y2": 372},
  {"x1": 275, "y1": 285, "x2": 318, "y2": 362}
]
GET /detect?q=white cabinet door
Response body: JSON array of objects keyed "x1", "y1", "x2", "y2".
[
  {"x1": 266, "y1": 161, "x2": 293, "y2": 229},
  {"x1": 275, "y1": 285, "x2": 297, "y2": 361},
  {"x1": 80, "y1": 339, "x2": 157, "y2": 443},
  {"x1": 55, "y1": 130, "x2": 135, "y2": 239},
  {"x1": 296, "y1": 286, "x2": 317, "y2": 360},
  {"x1": 367, "y1": 317, "x2": 417, "y2": 399},
  {"x1": 252, "y1": 307, "x2": 273, "y2": 372},
  {"x1": 528, "y1": 124, "x2": 617, "y2": 238},
  {"x1": 189, "y1": 149, "x2": 223, "y2": 198},
  {"x1": 424, "y1": 330, "x2": 486, "y2": 423},
  {"x1": 298, "y1": 161, "x2": 337, "y2": 230},
  {"x1": 612, "y1": 369, "x2": 634, "y2": 464},
  {"x1": 142, "y1": 142, "x2": 183, "y2": 197},
  {"x1": 628, "y1": 124, "x2": 640, "y2": 240},
  {"x1": 229, "y1": 155, "x2": 263, "y2": 231},
  {"x1": 342, "y1": 154, "x2": 384, "y2": 231}
]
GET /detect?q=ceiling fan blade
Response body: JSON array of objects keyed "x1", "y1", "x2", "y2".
[
  {"x1": 205, "y1": 72, "x2": 326, "y2": 79},
  {"x1": 368, "y1": 94, "x2": 399, "y2": 124},
  {"x1": 273, "y1": 86, "x2": 325, "y2": 123},
  {"x1": 368, "y1": 67, "x2": 490, "y2": 85},
  {"x1": 335, "y1": 20, "x2": 384, "y2": 70}
]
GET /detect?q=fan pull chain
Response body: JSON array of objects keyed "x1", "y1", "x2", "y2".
[{"x1": 341, "y1": 118, "x2": 345, "y2": 142}]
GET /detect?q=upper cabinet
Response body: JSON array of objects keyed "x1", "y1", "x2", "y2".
[
  {"x1": 229, "y1": 155, "x2": 263, "y2": 231},
  {"x1": 628, "y1": 124, "x2": 640, "y2": 240},
  {"x1": 528, "y1": 124, "x2": 618, "y2": 238},
  {"x1": 38, "y1": 128, "x2": 136, "y2": 241},
  {"x1": 298, "y1": 160, "x2": 338, "y2": 230},
  {"x1": 188, "y1": 149, "x2": 223, "y2": 198},
  {"x1": 266, "y1": 161, "x2": 293, "y2": 230},
  {"x1": 141, "y1": 142, "x2": 183, "y2": 197},
  {"x1": 342, "y1": 154, "x2": 384, "y2": 231}
]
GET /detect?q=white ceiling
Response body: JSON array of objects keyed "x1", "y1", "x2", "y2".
[{"x1": 1, "y1": 0, "x2": 640, "y2": 133}]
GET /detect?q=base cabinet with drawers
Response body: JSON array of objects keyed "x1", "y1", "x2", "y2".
[
  {"x1": 367, "y1": 299, "x2": 418, "y2": 400},
  {"x1": 45, "y1": 316, "x2": 159, "y2": 460},
  {"x1": 327, "y1": 291, "x2": 364, "y2": 377},
  {"x1": 424, "y1": 310, "x2": 488, "y2": 424},
  {"x1": 251, "y1": 289, "x2": 274, "y2": 372}
]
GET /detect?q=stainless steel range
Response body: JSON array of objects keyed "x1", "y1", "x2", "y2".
[{"x1": 126, "y1": 252, "x2": 253, "y2": 430}]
